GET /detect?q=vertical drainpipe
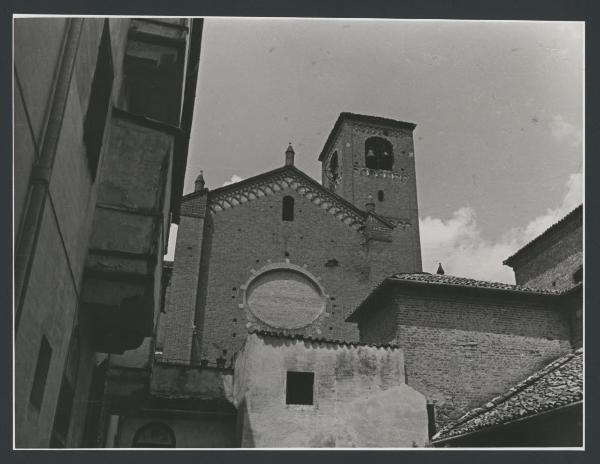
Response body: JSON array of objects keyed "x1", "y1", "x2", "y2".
[{"x1": 14, "y1": 19, "x2": 84, "y2": 330}]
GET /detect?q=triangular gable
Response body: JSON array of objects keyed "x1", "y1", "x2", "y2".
[{"x1": 205, "y1": 166, "x2": 368, "y2": 231}]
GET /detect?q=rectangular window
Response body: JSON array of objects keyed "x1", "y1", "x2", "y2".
[
  {"x1": 427, "y1": 403, "x2": 437, "y2": 439},
  {"x1": 286, "y1": 371, "x2": 314, "y2": 405},
  {"x1": 83, "y1": 19, "x2": 114, "y2": 181},
  {"x1": 30, "y1": 336, "x2": 52, "y2": 409}
]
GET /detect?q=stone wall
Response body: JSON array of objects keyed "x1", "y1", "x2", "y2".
[
  {"x1": 358, "y1": 287, "x2": 572, "y2": 428},
  {"x1": 233, "y1": 333, "x2": 428, "y2": 448}
]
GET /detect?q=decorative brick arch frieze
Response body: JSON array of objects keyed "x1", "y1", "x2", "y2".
[
  {"x1": 208, "y1": 171, "x2": 366, "y2": 230},
  {"x1": 383, "y1": 217, "x2": 413, "y2": 230},
  {"x1": 354, "y1": 166, "x2": 409, "y2": 182}
]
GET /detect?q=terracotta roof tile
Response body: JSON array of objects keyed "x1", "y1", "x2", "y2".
[{"x1": 433, "y1": 349, "x2": 583, "y2": 443}]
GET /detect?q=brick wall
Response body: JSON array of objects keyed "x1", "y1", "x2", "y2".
[
  {"x1": 162, "y1": 182, "x2": 422, "y2": 364},
  {"x1": 161, "y1": 192, "x2": 208, "y2": 362},
  {"x1": 358, "y1": 287, "x2": 572, "y2": 428},
  {"x1": 509, "y1": 213, "x2": 582, "y2": 291},
  {"x1": 320, "y1": 119, "x2": 421, "y2": 271}
]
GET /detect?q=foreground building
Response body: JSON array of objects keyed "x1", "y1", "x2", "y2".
[
  {"x1": 14, "y1": 17, "x2": 203, "y2": 447},
  {"x1": 100, "y1": 112, "x2": 582, "y2": 447}
]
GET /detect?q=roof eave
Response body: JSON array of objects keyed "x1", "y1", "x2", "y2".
[{"x1": 432, "y1": 400, "x2": 583, "y2": 445}]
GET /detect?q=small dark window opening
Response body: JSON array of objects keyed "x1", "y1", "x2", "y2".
[
  {"x1": 427, "y1": 403, "x2": 437, "y2": 439},
  {"x1": 573, "y1": 266, "x2": 583, "y2": 284},
  {"x1": 132, "y1": 422, "x2": 176, "y2": 448},
  {"x1": 378, "y1": 190, "x2": 384, "y2": 201},
  {"x1": 83, "y1": 20, "x2": 114, "y2": 181},
  {"x1": 365, "y1": 137, "x2": 394, "y2": 170},
  {"x1": 286, "y1": 371, "x2": 314, "y2": 405},
  {"x1": 282, "y1": 196, "x2": 294, "y2": 221},
  {"x1": 30, "y1": 336, "x2": 52, "y2": 409}
]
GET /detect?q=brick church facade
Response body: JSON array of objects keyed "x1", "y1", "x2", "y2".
[{"x1": 160, "y1": 113, "x2": 423, "y2": 366}]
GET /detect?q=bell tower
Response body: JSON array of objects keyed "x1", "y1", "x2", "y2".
[{"x1": 319, "y1": 112, "x2": 419, "y2": 221}]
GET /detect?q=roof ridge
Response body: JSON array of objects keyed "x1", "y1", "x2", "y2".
[
  {"x1": 504, "y1": 204, "x2": 582, "y2": 266},
  {"x1": 389, "y1": 273, "x2": 560, "y2": 295}
]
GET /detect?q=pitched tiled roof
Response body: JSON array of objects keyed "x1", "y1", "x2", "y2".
[
  {"x1": 432, "y1": 349, "x2": 583, "y2": 443},
  {"x1": 346, "y1": 273, "x2": 560, "y2": 322},
  {"x1": 318, "y1": 112, "x2": 417, "y2": 161},
  {"x1": 503, "y1": 205, "x2": 582, "y2": 266},
  {"x1": 248, "y1": 328, "x2": 400, "y2": 350}
]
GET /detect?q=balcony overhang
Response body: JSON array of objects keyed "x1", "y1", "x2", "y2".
[{"x1": 82, "y1": 109, "x2": 178, "y2": 353}]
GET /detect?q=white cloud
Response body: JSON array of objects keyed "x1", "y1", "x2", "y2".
[
  {"x1": 419, "y1": 171, "x2": 582, "y2": 283},
  {"x1": 550, "y1": 114, "x2": 582, "y2": 147},
  {"x1": 222, "y1": 174, "x2": 244, "y2": 186}
]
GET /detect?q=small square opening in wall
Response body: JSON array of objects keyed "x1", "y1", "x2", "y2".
[{"x1": 286, "y1": 371, "x2": 314, "y2": 405}]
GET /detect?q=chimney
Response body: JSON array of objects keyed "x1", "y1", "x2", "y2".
[
  {"x1": 285, "y1": 143, "x2": 295, "y2": 166},
  {"x1": 365, "y1": 195, "x2": 375, "y2": 213},
  {"x1": 194, "y1": 170, "x2": 205, "y2": 192}
]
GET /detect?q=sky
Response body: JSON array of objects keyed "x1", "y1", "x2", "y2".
[{"x1": 168, "y1": 18, "x2": 583, "y2": 283}]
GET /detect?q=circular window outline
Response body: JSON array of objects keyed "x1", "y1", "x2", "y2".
[{"x1": 241, "y1": 262, "x2": 329, "y2": 330}]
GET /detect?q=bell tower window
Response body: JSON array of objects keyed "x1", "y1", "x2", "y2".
[
  {"x1": 282, "y1": 196, "x2": 294, "y2": 221},
  {"x1": 365, "y1": 137, "x2": 394, "y2": 171}
]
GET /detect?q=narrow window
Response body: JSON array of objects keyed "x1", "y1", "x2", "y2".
[
  {"x1": 282, "y1": 196, "x2": 294, "y2": 221},
  {"x1": 378, "y1": 190, "x2": 384, "y2": 202},
  {"x1": 427, "y1": 403, "x2": 437, "y2": 439},
  {"x1": 133, "y1": 422, "x2": 176, "y2": 447},
  {"x1": 30, "y1": 336, "x2": 52, "y2": 409},
  {"x1": 573, "y1": 266, "x2": 583, "y2": 284},
  {"x1": 286, "y1": 371, "x2": 314, "y2": 405},
  {"x1": 83, "y1": 19, "x2": 114, "y2": 181}
]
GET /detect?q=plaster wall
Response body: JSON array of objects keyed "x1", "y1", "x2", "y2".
[{"x1": 233, "y1": 333, "x2": 428, "y2": 448}]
